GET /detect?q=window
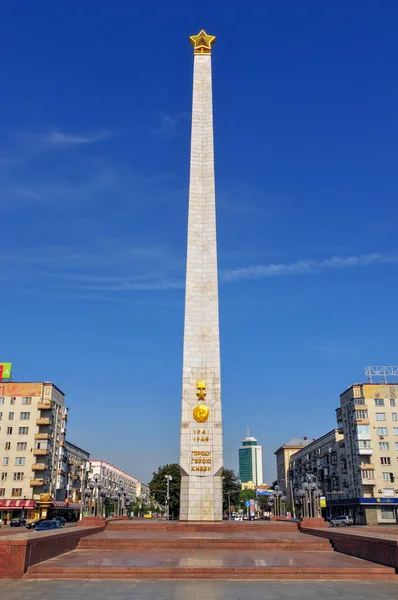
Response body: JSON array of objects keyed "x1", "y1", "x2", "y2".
[
  {"x1": 0, "y1": 397, "x2": 4, "y2": 405},
  {"x1": 361, "y1": 469, "x2": 375, "y2": 479},
  {"x1": 0, "y1": 412, "x2": 2, "y2": 420},
  {"x1": 391, "y1": 399, "x2": 396, "y2": 407},
  {"x1": 16, "y1": 442, "x2": 27, "y2": 451},
  {"x1": 355, "y1": 410, "x2": 368, "y2": 419},
  {"x1": 395, "y1": 442, "x2": 398, "y2": 451},
  {"x1": 357, "y1": 425, "x2": 370, "y2": 434},
  {"x1": 3, "y1": 457, "x2": 9, "y2": 465},
  {"x1": 8, "y1": 412, "x2": 14, "y2": 420},
  {"x1": 392, "y1": 413, "x2": 398, "y2": 421},
  {"x1": 1, "y1": 473, "x2": 7, "y2": 481},
  {"x1": 18, "y1": 427, "x2": 28, "y2": 435},
  {"x1": 13, "y1": 473, "x2": 23, "y2": 481},
  {"x1": 381, "y1": 507, "x2": 395, "y2": 520},
  {"x1": 382, "y1": 472, "x2": 392, "y2": 481},
  {"x1": 381, "y1": 457, "x2": 391, "y2": 465},
  {"x1": 0, "y1": 488, "x2": 4, "y2": 497},
  {"x1": 376, "y1": 413, "x2": 386, "y2": 421},
  {"x1": 21, "y1": 397, "x2": 31, "y2": 405},
  {"x1": 379, "y1": 442, "x2": 390, "y2": 450},
  {"x1": 358, "y1": 440, "x2": 372, "y2": 448},
  {"x1": 394, "y1": 428, "x2": 398, "y2": 436},
  {"x1": 14, "y1": 457, "x2": 25, "y2": 466},
  {"x1": 374, "y1": 398, "x2": 385, "y2": 406},
  {"x1": 4, "y1": 442, "x2": 10, "y2": 450},
  {"x1": 11, "y1": 488, "x2": 22, "y2": 497},
  {"x1": 10, "y1": 397, "x2": 16, "y2": 405},
  {"x1": 20, "y1": 412, "x2": 30, "y2": 420},
  {"x1": 377, "y1": 427, "x2": 388, "y2": 435},
  {"x1": 7, "y1": 427, "x2": 12, "y2": 434}
]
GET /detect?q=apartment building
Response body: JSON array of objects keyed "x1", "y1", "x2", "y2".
[
  {"x1": 64, "y1": 441, "x2": 91, "y2": 503},
  {"x1": 274, "y1": 437, "x2": 311, "y2": 497},
  {"x1": 332, "y1": 383, "x2": 398, "y2": 524},
  {"x1": 0, "y1": 382, "x2": 68, "y2": 519},
  {"x1": 91, "y1": 459, "x2": 137, "y2": 501},
  {"x1": 289, "y1": 429, "x2": 344, "y2": 512}
]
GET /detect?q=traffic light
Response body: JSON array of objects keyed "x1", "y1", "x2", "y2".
[{"x1": 390, "y1": 473, "x2": 395, "y2": 483}]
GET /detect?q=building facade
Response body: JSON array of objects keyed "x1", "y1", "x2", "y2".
[
  {"x1": 0, "y1": 382, "x2": 68, "y2": 518},
  {"x1": 64, "y1": 441, "x2": 91, "y2": 503},
  {"x1": 332, "y1": 383, "x2": 398, "y2": 524},
  {"x1": 90, "y1": 460, "x2": 137, "y2": 504},
  {"x1": 289, "y1": 429, "x2": 344, "y2": 514},
  {"x1": 239, "y1": 434, "x2": 263, "y2": 487},
  {"x1": 274, "y1": 437, "x2": 311, "y2": 497}
]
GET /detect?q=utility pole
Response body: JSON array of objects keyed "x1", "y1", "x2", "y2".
[{"x1": 165, "y1": 475, "x2": 172, "y2": 521}]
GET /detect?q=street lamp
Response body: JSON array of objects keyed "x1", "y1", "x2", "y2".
[
  {"x1": 88, "y1": 475, "x2": 102, "y2": 517},
  {"x1": 165, "y1": 475, "x2": 173, "y2": 521}
]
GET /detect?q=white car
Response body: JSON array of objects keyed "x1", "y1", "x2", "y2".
[
  {"x1": 330, "y1": 515, "x2": 353, "y2": 527},
  {"x1": 234, "y1": 515, "x2": 243, "y2": 521}
]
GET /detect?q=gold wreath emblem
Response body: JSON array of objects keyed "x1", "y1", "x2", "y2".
[{"x1": 193, "y1": 404, "x2": 210, "y2": 423}]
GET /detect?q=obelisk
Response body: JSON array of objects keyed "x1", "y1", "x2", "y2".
[{"x1": 179, "y1": 30, "x2": 223, "y2": 521}]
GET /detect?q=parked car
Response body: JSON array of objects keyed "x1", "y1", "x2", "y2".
[
  {"x1": 35, "y1": 520, "x2": 63, "y2": 532},
  {"x1": 234, "y1": 515, "x2": 243, "y2": 521},
  {"x1": 10, "y1": 518, "x2": 27, "y2": 527},
  {"x1": 330, "y1": 515, "x2": 353, "y2": 527},
  {"x1": 26, "y1": 519, "x2": 47, "y2": 530},
  {"x1": 52, "y1": 517, "x2": 66, "y2": 526}
]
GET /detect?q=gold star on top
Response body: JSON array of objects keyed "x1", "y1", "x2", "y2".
[{"x1": 190, "y1": 30, "x2": 216, "y2": 54}]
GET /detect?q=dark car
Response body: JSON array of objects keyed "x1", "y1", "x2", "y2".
[
  {"x1": 10, "y1": 518, "x2": 27, "y2": 527},
  {"x1": 35, "y1": 520, "x2": 63, "y2": 532},
  {"x1": 52, "y1": 517, "x2": 66, "y2": 526},
  {"x1": 26, "y1": 519, "x2": 47, "y2": 530}
]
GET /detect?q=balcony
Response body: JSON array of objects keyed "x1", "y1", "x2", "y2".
[
  {"x1": 361, "y1": 478, "x2": 376, "y2": 486},
  {"x1": 36, "y1": 418, "x2": 51, "y2": 426},
  {"x1": 62, "y1": 413, "x2": 68, "y2": 421},
  {"x1": 355, "y1": 418, "x2": 370, "y2": 425},
  {"x1": 33, "y1": 448, "x2": 50, "y2": 456},
  {"x1": 37, "y1": 402, "x2": 52, "y2": 410},
  {"x1": 32, "y1": 463, "x2": 47, "y2": 471},
  {"x1": 360, "y1": 463, "x2": 375, "y2": 470},
  {"x1": 358, "y1": 448, "x2": 372, "y2": 455},
  {"x1": 34, "y1": 433, "x2": 50, "y2": 440},
  {"x1": 30, "y1": 479, "x2": 45, "y2": 487}
]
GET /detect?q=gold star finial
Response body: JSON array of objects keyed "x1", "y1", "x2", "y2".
[{"x1": 190, "y1": 30, "x2": 216, "y2": 54}]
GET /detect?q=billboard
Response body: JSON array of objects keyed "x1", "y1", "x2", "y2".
[
  {"x1": 364, "y1": 385, "x2": 398, "y2": 399},
  {"x1": 0, "y1": 363, "x2": 12, "y2": 380},
  {"x1": 0, "y1": 382, "x2": 42, "y2": 397}
]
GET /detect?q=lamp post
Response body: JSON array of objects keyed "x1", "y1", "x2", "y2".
[
  {"x1": 273, "y1": 485, "x2": 282, "y2": 517},
  {"x1": 88, "y1": 475, "x2": 102, "y2": 517},
  {"x1": 165, "y1": 475, "x2": 173, "y2": 521}
]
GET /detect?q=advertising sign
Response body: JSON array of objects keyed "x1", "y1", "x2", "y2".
[
  {"x1": 249, "y1": 499, "x2": 255, "y2": 516},
  {"x1": 320, "y1": 497, "x2": 326, "y2": 508},
  {"x1": 245, "y1": 500, "x2": 250, "y2": 507},
  {"x1": 257, "y1": 490, "x2": 272, "y2": 496},
  {"x1": 0, "y1": 382, "x2": 42, "y2": 397},
  {"x1": 0, "y1": 363, "x2": 12, "y2": 380}
]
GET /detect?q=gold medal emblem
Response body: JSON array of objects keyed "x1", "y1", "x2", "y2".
[{"x1": 193, "y1": 404, "x2": 209, "y2": 423}]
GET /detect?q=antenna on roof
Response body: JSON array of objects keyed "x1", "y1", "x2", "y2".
[{"x1": 246, "y1": 427, "x2": 250, "y2": 438}]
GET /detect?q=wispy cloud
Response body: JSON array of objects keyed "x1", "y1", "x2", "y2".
[
  {"x1": 220, "y1": 253, "x2": 398, "y2": 283},
  {"x1": 21, "y1": 128, "x2": 115, "y2": 148},
  {"x1": 313, "y1": 341, "x2": 357, "y2": 357},
  {"x1": 150, "y1": 111, "x2": 189, "y2": 138}
]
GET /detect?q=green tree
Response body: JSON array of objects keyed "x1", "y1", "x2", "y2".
[
  {"x1": 222, "y1": 469, "x2": 240, "y2": 513},
  {"x1": 149, "y1": 463, "x2": 181, "y2": 517},
  {"x1": 239, "y1": 489, "x2": 256, "y2": 504}
]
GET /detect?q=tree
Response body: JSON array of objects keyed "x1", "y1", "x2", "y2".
[
  {"x1": 222, "y1": 469, "x2": 240, "y2": 513},
  {"x1": 149, "y1": 463, "x2": 181, "y2": 517}
]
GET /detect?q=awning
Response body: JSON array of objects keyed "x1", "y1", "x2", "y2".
[
  {"x1": 0, "y1": 499, "x2": 36, "y2": 509},
  {"x1": 52, "y1": 501, "x2": 81, "y2": 510}
]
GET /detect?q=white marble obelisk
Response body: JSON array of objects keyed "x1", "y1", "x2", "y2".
[{"x1": 179, "y1": 30, "x2": 223, "y2": 521}]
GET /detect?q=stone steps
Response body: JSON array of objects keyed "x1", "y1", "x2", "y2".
[
  {"x1": 79, "y1": 538, "x2": 331, "y2": 551},
  {"x1": 106, "y1": 522, "x2": 299, "y2": 533}
]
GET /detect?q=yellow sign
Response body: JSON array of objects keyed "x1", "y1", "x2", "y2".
[
  {"x1": 320, "y1": 498, "x2": 326, "y2": 508},
  {"x1": 0, "y1": 363, "x2": 12, "y2": 380},
  {"x1": 364, "y1": 385, "x2": 398, "y2": 399},
  {"x1": 0, "y1": 382, "x2": 42, "y2": 397},
  {"x1": 193, "y1": 404, "x2": 209, "y2": 423}
]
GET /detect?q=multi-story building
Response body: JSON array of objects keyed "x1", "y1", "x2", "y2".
[
  {"x1": 0, "y1": 382, "x2": 68, "y2": 519},
  {"x1": 239, "y1": 432, "x2": 263, "y2": 487},
  {"x1": 332, "y1": 383, "x2": 398, "y2": 524},
  {"x1": 289, "y1": 429, "x2": 344, "y2": 513},
  {"x1": 274, "y1": 437, "x2": 311, "y2": 496},
  {"x1": 64, "y1": 441, "x2": 91, "y2": 503},
  {"x1": 90, "y1": 460, "x2": 137, "y2": 504}
]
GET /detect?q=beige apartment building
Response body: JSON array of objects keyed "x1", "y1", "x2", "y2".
[
  {"x1": 332, "y1": 383, "x2": 398, "y2": 524},
  {"x1": 274, "y1": 437, "x2": 311, "y2": 497},
  {"x1": 0, "y1": 382, "x2": 68, "y2": 519},
  {"x1": 64, "y1": 441, "x2": 91, "y2": 503}
]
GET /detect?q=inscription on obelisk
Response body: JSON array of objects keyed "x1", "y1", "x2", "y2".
[{"x1": 179, "y1": 30, "x2": 223, "y2": 521}]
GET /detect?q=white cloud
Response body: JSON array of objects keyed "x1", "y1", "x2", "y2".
[
  {"x1": 150, "y1": 111, "x2": 189, "y2": 138},
  {"x1": 220, "y1": 253, "x2": 398, "y2": 283},
  {"x1": 37, "y1": 128, "x2": 114, "y2": 147}
]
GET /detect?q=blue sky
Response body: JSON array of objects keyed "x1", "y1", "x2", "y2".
[{"x1": 1, "y1": 1, "x2": 397, "y2": 485}]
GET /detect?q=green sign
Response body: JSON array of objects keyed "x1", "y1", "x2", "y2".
[{"x1": 0, "y1": 363, "x2": 12, "y2": 380}]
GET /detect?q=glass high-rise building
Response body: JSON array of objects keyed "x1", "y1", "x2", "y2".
[{"x1": 239, "y1": 432, "x2": 263, "y2": 486}]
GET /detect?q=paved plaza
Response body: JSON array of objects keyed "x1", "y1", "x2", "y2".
[{"x1": 1, "y1": 579, "x2": 398, "y2": 600}]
